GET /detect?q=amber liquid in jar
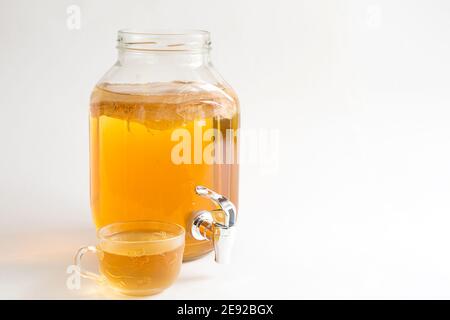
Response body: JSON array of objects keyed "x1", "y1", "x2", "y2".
[{"x1": 90, "y1": 82, "x2": 239, "y2": 260}]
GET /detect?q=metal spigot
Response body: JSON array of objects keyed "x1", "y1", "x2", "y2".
[{"x1": 191, "y1": 186, "x2": 237, "y2": 264}]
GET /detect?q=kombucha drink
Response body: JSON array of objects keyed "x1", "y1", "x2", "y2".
[
  {"x1": 90, "y1": 81, "x2": 239, "y2": 260},
  {"x1": 98, "y1": 229, "x2": 184, "y2": 296}
]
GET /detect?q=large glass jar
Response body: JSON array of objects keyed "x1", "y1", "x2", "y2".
[{"x1": 89, "y1": 30, "x2": 239, "y2": 261}]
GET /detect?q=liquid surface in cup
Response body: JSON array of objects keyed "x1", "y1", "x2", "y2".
[
  {"x1": 90, "y1": 82, "x2": 239, "y2": 260},
  {"x1": 98, "y1": 230, "x2": 184, "y2": 295}
]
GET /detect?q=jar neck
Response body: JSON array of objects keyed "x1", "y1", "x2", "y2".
[
  {"x1": 116, "y1": 29, "x2": 212, "y2": 67},
  {"x1": 117, "y1": 49, "x2": 211, "y2": 67}
]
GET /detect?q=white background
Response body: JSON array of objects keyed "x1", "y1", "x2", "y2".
[{"x1": 1, "y1": 0, "x2": 450, "y2": 299}]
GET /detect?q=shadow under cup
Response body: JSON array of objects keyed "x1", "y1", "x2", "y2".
[{"x1": 76, "y1": 221, "x2": 185, "y2": 296}]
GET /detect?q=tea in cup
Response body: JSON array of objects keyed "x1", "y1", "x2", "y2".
[{"x1": 74, "y1": 221, "x2": 185, "y2": 296}]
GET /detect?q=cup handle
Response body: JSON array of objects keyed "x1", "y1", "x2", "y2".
[{"x1": 74, "y1": 246, "x2": 102, "y2": 282}]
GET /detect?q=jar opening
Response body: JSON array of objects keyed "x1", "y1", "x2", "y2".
[{"x1": 117, "y1": 29, "x2": 211, "y2": 52}]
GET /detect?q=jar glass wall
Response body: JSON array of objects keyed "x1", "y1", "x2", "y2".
[{"x1": 89, "y1": 30, "x2": 239, "y2": 261}]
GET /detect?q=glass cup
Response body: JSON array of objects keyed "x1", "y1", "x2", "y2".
[{"x1": 74, "y1": 221, "x2": 185, "y2": 296}]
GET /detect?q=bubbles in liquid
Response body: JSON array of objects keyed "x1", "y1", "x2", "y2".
[
  {"x1": 90, "y1": 81, "x2": 238, "y2": 131},
  {"x1": 101, "y1": 230, "x2": 183, "y2": 257},
  {"x1": 107, "y1": 230, "x2": 174, "y2": 242}
]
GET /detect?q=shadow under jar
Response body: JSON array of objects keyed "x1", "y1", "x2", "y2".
[{"x1": 89, "y1": 30, "x2": 240, "y2": 261}]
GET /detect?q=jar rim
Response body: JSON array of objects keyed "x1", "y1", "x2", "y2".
[
  {"x1": 118, "y1": 29, "x2": 210, "y2": 36},
  {"x1": 117, "y1": 29, "x2": 211, "y2": 52}
]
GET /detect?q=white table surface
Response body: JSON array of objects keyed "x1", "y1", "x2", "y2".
[{"x1": 3, "y1": 197, "x2": 450, "y2": 300}]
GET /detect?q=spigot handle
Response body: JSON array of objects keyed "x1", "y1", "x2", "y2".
[
  {"x1": 195, "y1": 186, "x2": 236, "y2": 227},
  {"x1": 191, "y1": 186, "x2": 237, "y2": 264}
]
